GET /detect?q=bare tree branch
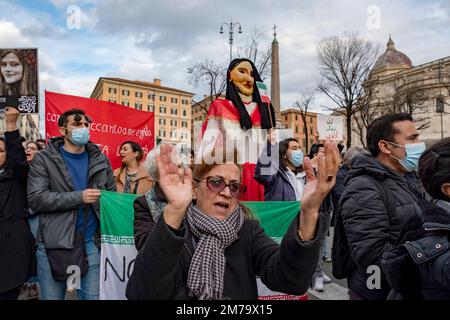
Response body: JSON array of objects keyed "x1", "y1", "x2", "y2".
[
  {"x1": 293, "y1": 89, "x2": 315, "y2": 152},
  {"x1": 316, "y1": 32, "x2": 381, "y2": 148},
  {"x1": 187, "y1": 59, "x2": 227, "y2": 105}
]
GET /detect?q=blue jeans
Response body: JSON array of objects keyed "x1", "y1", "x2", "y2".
[{"x1": 36, "y1": 240, "x2": 100, "y2": 300}]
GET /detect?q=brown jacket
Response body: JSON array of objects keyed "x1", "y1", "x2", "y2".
[{"x1": 114, "y1": 164, "x2": 154, "y2": 195}]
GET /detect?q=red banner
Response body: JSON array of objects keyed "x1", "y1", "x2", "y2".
[{"x1": 45, "y1": 90, "x2": 154, "y2": 170}]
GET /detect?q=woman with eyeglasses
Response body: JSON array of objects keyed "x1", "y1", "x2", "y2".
[{"x1": 126, "y1": 142, "x2": 340, "y2": 300}]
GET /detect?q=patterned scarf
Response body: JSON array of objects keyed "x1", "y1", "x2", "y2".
[
  {"x1": 144, "y1": 183, "x2": 167, "y2": 222},
  {"x1": 186, "y1": 203, "x2": 244, "y2": 300}
]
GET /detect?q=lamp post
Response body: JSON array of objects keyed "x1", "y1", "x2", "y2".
[
  {"x1": 436, "y1": 95, "x2": 445, "y2": 140},
  {"x1": 219, "y1": 19, "x2": 242, "y2": 61}
]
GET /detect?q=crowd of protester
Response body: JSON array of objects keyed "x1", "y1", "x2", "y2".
[{"x1": 1, "y1": 58, "x2": 450, "y2": 301}]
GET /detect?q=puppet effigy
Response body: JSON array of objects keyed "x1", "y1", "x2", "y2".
[{"x1": 198, "y1": 58, "x2": 276, "y2": 201}]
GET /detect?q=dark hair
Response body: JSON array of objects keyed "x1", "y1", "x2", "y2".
[
  {"x1": 279, "y1": 138, "x2": 299, "y2": 171},
  {"x1": 35, "y1": 138, "x2": 46, "y2": 148},
  {"x1": 226, "y1": 58, "x2": 276, "y2": 131},
  {"x1": 120, "y1": 141, "x2": 144, "y2": 162},
  {"x1": 58, "y1": 109, "x2": 91, "y2": 127},
  {"x1": 309, "y1": 143, "x2": 324, "y2": 159},
  {"x1": 0, "y1": 49, "x2": 37, "y2": 96},
  {"x1": 366, "y1": 113, "x2": 413, "y2": 157},
  {"x1": 26, "y1": 141, "x2": 43, "y2": 151},
  {"x1": 419, "y1": 137, "x2": 450, "y2": 201}
]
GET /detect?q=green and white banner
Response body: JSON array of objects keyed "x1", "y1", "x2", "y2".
[
  {"x1": 100, "y1": 191, "x2": 139, "y2": 300},
  {"x1": 100, "y1": 191, "x2": 305, "y2": 300}
]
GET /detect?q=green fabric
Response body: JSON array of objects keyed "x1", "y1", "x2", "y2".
[
  {"x1": 241, "y1": 201, "x2": 300, "y2": 238},
  {"x1": 100, "y1": 191, "x2": 139, "y2": 237},
  {"x1": 100, "y1": 191, "x2": 300, "y2": 241}
]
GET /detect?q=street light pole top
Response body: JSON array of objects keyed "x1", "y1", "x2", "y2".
[{"x1": 219, "y1": 19, "x2": 243, "y2": 61}]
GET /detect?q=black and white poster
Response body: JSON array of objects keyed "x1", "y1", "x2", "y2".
[{"x1": 0, "y1": 48, "x2": 38, "y2": 113}]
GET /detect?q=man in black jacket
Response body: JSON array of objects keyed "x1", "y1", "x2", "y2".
[
  {"x1": 28, "y1": 109, "x2": 115, "y2": 300},
  {"x1": 339, "y1": 113, "x2": 427, "y2": 300}
]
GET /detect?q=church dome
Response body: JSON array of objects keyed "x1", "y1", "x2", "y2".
[{"x1": 372, "y1": 36, "x2": 412, "y2": 73}]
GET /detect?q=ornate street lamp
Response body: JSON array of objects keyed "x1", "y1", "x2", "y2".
[{"x1": 220, "y1": 19, "x2": 243, "y2": 61}]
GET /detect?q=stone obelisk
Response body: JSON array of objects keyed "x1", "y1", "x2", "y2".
[{"x1": 271, "y1": 25, "x2": 281, "y2": 126}]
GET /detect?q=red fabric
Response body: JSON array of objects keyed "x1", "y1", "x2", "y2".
[
  {"x1": 240, "y1": 163, "x2": 264, "y2": 201},
  {"x1": 201, "y1": 98, "x2": 264, "y2": 201},
  {"x1": 201, "y1": 98, "x2": 262, "y2": 136},
  {"x1": 45, "y1": 90, "x2": 154, "y2": 170}
]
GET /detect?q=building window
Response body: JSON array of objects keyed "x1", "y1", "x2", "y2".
[
  {"x1": 182, "y1": 109, "x2": 187, "y2": 117},
  {"x1": 108, "y1": 87, "x2": 117, "y2": 94},
  {"x1": 148, "y1": 104, "x2": 154, "y2": 112},
  {"x1": 295, "y1": 126, "x2": 298, "y2": 133},
  {"x1": 148, "y1": 93, "x2": 156, "y2": 101},
  {"x1": 310, "y1": 117, "x2": 313, "y2": 124},
  {"x1": 122, "y1": 100, "x2": 129, "y2": 106},
  {"x1": 182, "y1": 99, "x2": 189, "y2": 105},
  {"x1": 160, "y1": 95, "x2": 167, "y2": 102},
  {"x1": 310, "y1": 128, "x2": 313, "y2": 135},
  {"x1": 181, "y1": 120, "x2": 188, "y2": 128},
  {"x1": 285, "y1": 115, "x2": 287, "y2": 121},
  {"x1": 170, "y1": 108, "x2": 178, "y2": 115},
  {"x1": 295, "y1": 115, "x2": 298, "y2": 121},
  {"x1": 135, "y1": 91, "x2": 143, "y2": 98},
  {"x1": 159, "y1": 118, "x2": 166, "y2": 125},
  {"x1": 170, "y1": 120, "x2": 178, "y2": 127},
  {"x1": 108, "y1": 98, "x2": 116, "y2": 103},
  {"x1": 159, "y1": 106, "x2": 166, "y2": 113},
  {"x1": 135, "y1": 102, "x2": 142, "y2": 110},
  {"x1": 122, "y1": 90, "x2": 130, "y2": 96},
  {"x1": 171, "y1": 97, "x2": 178, "y2": 104}
]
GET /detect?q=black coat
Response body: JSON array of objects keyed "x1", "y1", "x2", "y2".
[
  {"x1": 0, "y1": 130, "x2": 35, "y2": 293},
  {"x1": 126, "y1": 202, "x2": 323, "y2": 300},
  {"x1": 254, "y1": 141, "x2": 297, "y2": 201},
  {"x1": 339, "y1": 153, "x2": 426, "y2": 300},
  {"x1": 381, "y1": 200, "x2": 450, "y2": 300}
]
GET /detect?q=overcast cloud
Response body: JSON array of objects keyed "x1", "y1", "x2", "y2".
[{"x1": 0, "y1": 0, "x2": 449, "y2": 132}]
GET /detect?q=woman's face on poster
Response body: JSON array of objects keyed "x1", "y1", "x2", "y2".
[
  {"x1": 1, "y1": 52, "x2": 24, "y2": 85},
  {"x1": 229, "y1": 61, "x2": 254, "y2": 97}
]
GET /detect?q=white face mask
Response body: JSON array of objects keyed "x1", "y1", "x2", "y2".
[
  {"x1": 388, "y1": 141, "x2": 426, "y2": 172},
  {"x1": 66, "y1": 127, "x2": 90, "y2": 146}
]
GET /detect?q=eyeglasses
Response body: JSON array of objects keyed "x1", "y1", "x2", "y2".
[{"x1": 196, "y1": 176, "x2": 247, "y2": 198}]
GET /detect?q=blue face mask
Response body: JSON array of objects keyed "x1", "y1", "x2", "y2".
[
  {"x1": 289, "y1": 150, "x2": 304, "y2": 167},
  {"x1": 389, "y1": 141, "x2": 426, "y2": 172},
  {"x1": 68, "y1": 127, "x2": 90, "y2": 146}
]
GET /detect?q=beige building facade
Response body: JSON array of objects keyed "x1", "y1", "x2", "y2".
[
  {"x1": 91, "y1": 77, "x2": 194, "y2": 151},
  {"x1": 280, "y1": 108, "x2": 319, "y2": 153}
]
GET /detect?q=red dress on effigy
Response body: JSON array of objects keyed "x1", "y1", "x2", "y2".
[{"x1": 199, "y1": 98, "x2": 265, "y2": 201}]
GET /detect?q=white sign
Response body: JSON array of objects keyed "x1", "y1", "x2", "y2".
[{"x1": 317, "y1": 114, "x2": 344, "y2": 141}]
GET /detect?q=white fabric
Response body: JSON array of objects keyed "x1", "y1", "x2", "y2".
[{"x1": 285, "y1": 169, "x2": 306, "y2": 201}]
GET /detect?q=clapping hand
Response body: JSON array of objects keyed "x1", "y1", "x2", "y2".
[
  {"x1": 157, "y1": 144, "x2": 193, "y2": 229},
  {"x1": 298, "y1": 141, "x2": 340, "y2": 240}
]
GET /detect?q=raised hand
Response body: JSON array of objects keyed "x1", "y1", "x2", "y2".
[
  {"x1": 298, "y1": 140, "x2": 340, "y2": 240},
  {"x1": 4, "y1": 107, "x2": 20, "y2": 132},
  {"x1": 157, "y1": 144, "x2": 193, "y2": 229}
]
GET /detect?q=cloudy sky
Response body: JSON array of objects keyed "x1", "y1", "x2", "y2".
[{"x1": 1, "y1": 0, "x2": 449, "y2": 130}]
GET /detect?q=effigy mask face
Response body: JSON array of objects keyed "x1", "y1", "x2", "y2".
[{"x1": 229, "y1": 61, "x2": 254, "y2": 97}]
